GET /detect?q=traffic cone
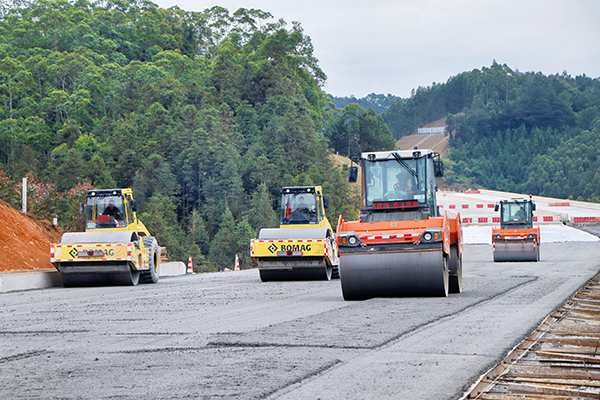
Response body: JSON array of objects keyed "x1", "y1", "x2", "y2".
[
  {"x1": 234, "y1": 254, "x2": 240, "y2": 271},
  {"x1": 187, "y1": 256, "x2": 194, "y2": 274}
]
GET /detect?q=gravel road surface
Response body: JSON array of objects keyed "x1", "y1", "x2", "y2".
[{"x1": 1, "y1": 242, "x2": 599, "y2": 399}]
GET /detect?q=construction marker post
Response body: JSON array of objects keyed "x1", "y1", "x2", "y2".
[
  {"x1": 22, "y1": 177, "x2": 27, "y2": 213},
  {"x1": 187, "y1": 256, "x2": 194, "y2": 274},
  {"x1": 234, "y1": 254, "x2": 240, "y2": 271}
]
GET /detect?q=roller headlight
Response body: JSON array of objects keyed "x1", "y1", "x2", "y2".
[
  {"x1": 339, "y1": 232, "x2": 361, "y2": 247},
  {"x1": 420, "y1": 229, "x2": 442, "y2": 243}
]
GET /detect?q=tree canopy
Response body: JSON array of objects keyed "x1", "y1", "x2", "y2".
[
  {"x1": 382, "y1": 61, "x2": 600, "y2": 201},
  {"x1": 0, "y1": 0, "x2": 366, "y2": 271}
]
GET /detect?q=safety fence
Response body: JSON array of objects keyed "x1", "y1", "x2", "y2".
[{"x1": 461, "y1": 216, "x2": 557, "y2": 224}]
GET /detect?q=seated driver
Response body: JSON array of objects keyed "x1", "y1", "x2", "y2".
[
  {"x1": 103, "y1": 199, "x2": 123, "y2": 220},
  {"x1": 512, "y1": 206, "x2": 526, "y2": 220},
  {"x1": 393, "y1": 173, "x2": 416, "y2": 193},
  {"x1": 295, "y1": 196, "x2": 310, "y2": 213}
]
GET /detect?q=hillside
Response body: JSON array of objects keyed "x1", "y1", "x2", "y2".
[
  {"x1": 396, "y1": 133, "x2": 448, "y2": 155},
  {"x1": 0, "y1": 200, "x2": 62, "y2": 272},
  {"x1": 0, "y1": 0, "x2": 368, "y2": 271},
  {"x1": 382, "y1": 62, "x2": 600, "y2": 201}
]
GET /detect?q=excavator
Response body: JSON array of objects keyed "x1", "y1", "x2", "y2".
[
  {"x1": 492, "y1": 196, "x2": 540, "y2": 262},
  {"x1": 250, "y1": 186, "x2": 339, "y2": 281},
  {"x1": 336, "y1": 149, "x2": 463, "y2": 300},
  {"x1": 51, "y1": 188, "x2": 160, "y2": 287}
]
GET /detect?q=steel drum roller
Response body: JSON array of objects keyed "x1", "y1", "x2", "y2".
[
  {"x1": 493, "y1": 241, "x2": 539, "y2": 262},
  {"x1": 340, "y1": 250, "x2": 448, "y2": 300}
]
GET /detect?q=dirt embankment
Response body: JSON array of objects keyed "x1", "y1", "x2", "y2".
[{"x1": 0, "y1": 200, "x2": 62, "y2": 272}]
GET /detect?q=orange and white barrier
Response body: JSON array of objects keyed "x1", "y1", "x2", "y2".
[
  {"x1": 549, "y1": 202, "x2": 570, "y2": 207},
  {"x1": 462, "y1": 215, "x2": 557, "y2": 224},
  {"x1": 234, "y1": 254, "x2": 240, "y2": 271},
  {"x1": 441, "y1": 203, "x2": 495, "y2": 209},
  {"x1": 572, "y1": 217, "x2": 600, "y2": 223}
]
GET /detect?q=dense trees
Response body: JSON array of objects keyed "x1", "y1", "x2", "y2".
[
  {"x1": 0, "y1": 0, "x2": 365, "y2": 271},
  {"x1": 382, "y1": 61, "x2": 600, "y2": 202},
  {"x1": 324, "y1": 103, "x2": 396, "y2": 160}
]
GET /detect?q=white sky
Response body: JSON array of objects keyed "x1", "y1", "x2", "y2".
[{"x1": 151, "y1": 0, "x2": 600, "y2": 98}]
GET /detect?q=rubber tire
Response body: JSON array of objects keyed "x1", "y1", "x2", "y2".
[
  {"x1": 140, "y1": 236, "x2": 160, "y2": 284},
  {"x1": 448, "y1": 245, "x2": 462, "y2": 294}
]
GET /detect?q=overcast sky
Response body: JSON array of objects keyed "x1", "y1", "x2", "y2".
[{"x1": 151, "y1": 0, "x2": 600, "y2": 98}]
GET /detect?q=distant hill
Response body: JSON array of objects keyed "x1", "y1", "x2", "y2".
[
  {"x1": 331, "y1": 93, "x2": 399, "y2": 114},
  {"x1": 381, "y1": 61, "x2": 600, "y2": 201}
]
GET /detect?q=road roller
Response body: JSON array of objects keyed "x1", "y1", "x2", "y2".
[
  {"x1": 336, "y1": 149, "x2": 463, "y2": 300},
  {"x1": 51, "y1": 188, "x2": 161, "y2": 287},
  {"x1": 492, "y1": 196, "x2": 540, "y2": 262},
  {"x1": 250, "y1": 186, "x2": 339, "y2": 282}
]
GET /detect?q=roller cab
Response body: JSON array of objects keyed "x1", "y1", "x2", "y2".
[
  {"x1": 51, "y1": 189, "x2": 161, "y2": 287},
  {"x1": 250, "y1": 186, "x2": 339, "y2": 281},
  {"x1": 492, "y1": 197, "x2": 540, "y2": 262},
  {"x1": 337, "y1": 149, "x2": 463, "y2": 300}
]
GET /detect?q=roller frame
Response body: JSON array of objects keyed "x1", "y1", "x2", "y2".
[{"x1": 253, "y1": 227, "x2": 335, "y2": 282}]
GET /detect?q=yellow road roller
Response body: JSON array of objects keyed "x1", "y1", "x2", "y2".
[
  {"x1": 250, "y1": 186, "x2": 339, "y2": 281},
  {"x1": 51, "y1": 188, "x2": 160, "y2": 287}
]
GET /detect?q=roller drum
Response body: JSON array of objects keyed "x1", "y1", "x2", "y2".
[
  {"x1": 60, "y1": 230, "x2": 138, "y2": 244},
  {"x1": 259, "y1": 265, "x2": 332, "y2": 282},
  {"x1": 258, "y1": 227, "x2": 329, "y2": 240},
  {"x1": 340, "y1": 250, "x2": 448, "y2": 300},
  {"x1": 59, "y1": 263, "x2": 140, "y2": 287},
  {"x1": 493, "y1": 241, "x2": 538, "y2": 262}
]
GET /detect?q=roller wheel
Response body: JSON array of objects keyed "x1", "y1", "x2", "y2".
[
  {"x1": 331, "y1": 265, "x2": 340, "y2": 279},
  {"x1": 536, "y1": 244, "x2": 540, "y2": 261},
  {"x1": 448, "y1": 245, "x2": 462, "y2": 294},
  {"x1": 140, "y1": 236, "x2": 160, "y2": 284}
]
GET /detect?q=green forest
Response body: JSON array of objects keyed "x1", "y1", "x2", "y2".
[
  {"x1": 0, "y1": 0, "x2": 401, "y2": 271},
  {"x1": 2, "y1": 1, "x2": 599, "y2": 272},
  {"x1": 381, "y1": 62, "x2": 600, "y2": 202}
]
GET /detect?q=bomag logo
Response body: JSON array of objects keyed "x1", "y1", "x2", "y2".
[
  {"x1": 70, "y1": 248, "x2": 115, "y2": 257},
  {"x1": 280, "y1": 244, "x2": 312, "y2": 252},
  {"x1": 267, "y1": 243, "x2": 312, "y2": 254}
]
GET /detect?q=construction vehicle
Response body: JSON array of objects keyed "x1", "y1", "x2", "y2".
[
  {"x1": 250, "y1": 186, "x2": 339, "y2": 282},
  {"x1": 492, "y1": 196, "x2": 540, "y2": 262},
  {"x1": 51, "y1": 188, "x2": 161, "y2": 287},
  {"x1": 336, "y1": 149, "x2": 463, "y2": 300}
]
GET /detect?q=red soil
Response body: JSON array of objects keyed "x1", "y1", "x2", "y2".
[{"x1": 0, "y1": 200, "x2": 63, "y2": 272}]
